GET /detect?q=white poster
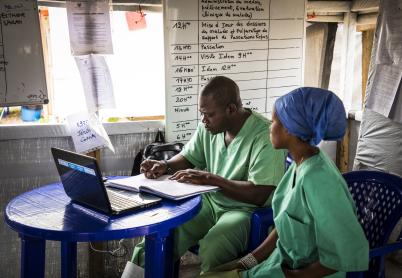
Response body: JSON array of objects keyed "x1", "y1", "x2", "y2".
[
  {"x1": 66, "y1": 111, "x2": 115, "y2": 153},
  {"x1": 66, "y1": 0, "x2": 113, "y2": 55},
  {"x1": 164, "y1": 0, "x2": 306, "y2": 142},
  {"x1": 75, "y1": 54, "x2": 115, "y2": 113}
]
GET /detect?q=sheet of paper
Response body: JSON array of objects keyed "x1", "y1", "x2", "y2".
[
  {"x1": 66, "y1": 111, "x2": 115, "y2": 153},
  {"x1": 75, "y1": 54, "x2": 115, "y2": 113},
  {"x1": 66, "y1": 0, "x2": 113, "y2": 55},
  {"x1": 365, "y1": 64, "x2": 402, "y2": 118},
  {"x1": 125, "y1": 11, "x2": 147, "y2": 31},
  {"x1": 375, "y1": 0, "x2": 402, "y2": 64}
]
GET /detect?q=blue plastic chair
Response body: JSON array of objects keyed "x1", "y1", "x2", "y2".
[{"x1": 343, "y1": 170, "x2": 402, "y2": 278}]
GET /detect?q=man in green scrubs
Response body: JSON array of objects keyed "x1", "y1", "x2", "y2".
[{"x1": 133, "y1": 76, "x2": 285, "y2": 273}]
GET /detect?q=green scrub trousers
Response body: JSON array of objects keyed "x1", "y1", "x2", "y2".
[{"x1": 132, "y1": 193, "x2": 252, "y2": 272}]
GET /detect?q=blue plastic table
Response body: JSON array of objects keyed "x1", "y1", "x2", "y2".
[{"x1": 4, "y1": 182, "x2": 202, "y2": 278}]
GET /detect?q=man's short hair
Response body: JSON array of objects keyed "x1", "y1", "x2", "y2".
[{"x1": 201, "y1": 76, "x2": 242, "y2": 108}]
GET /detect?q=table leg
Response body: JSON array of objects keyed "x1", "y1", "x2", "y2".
[
  {"x1": 20, "y1": 234, "x2": 45, "y2": 278},
  {"x1": 144, "y1": 229, "x2": 174, "y2": 278},
  {"x1": 61, "y1": 241, "x2": 77, "y2": 278}
]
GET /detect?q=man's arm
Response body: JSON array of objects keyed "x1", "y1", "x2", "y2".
[{"x1": 170, "y1": 169, "x2": 274, "y2": 206}]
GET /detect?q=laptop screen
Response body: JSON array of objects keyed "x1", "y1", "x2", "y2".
[{"x1": 51, "y1": 147, "x2": 111, "y2": 214}]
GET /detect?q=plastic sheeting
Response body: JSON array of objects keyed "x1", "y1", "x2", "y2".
[
  {"x1": 354, "y1": 109, "x2": 402, "y2": 176},
  {"x1": 364, "y1": 0, "x2": 402, "y2": 124},
  {"x1": 355, "y1": 0, "x2": 402, "y2": 176}
]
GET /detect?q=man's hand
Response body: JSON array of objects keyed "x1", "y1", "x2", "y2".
[
  {"x1": 140, "y1": 159, "x2": 167, "y2": 179},
  {"x1": 169, "y1": 169, "x2": 221, "y2": 185}
]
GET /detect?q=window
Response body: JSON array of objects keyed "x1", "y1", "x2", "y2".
[
  {"x1": 0, "y1": 6, "x2": 165, "y2": 124},
  {"x1": 47, "y1": 7, "x2": 165, "y2": 121},
  {"x1": 328, "y1": 23, "x2": 363, "y2": 112}
]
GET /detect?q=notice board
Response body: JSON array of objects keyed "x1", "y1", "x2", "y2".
[
  {"x1": 164, "y1": 0, "x2": 305, "y2": 142},
  {"x1": 0, "y1": 0, "x2": 48, "y2": 107}
]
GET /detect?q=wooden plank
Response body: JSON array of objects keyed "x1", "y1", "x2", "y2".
[
  {"x1": 321, "y1": 23, "x2": 338, "y2": 89},
  {"x1": 304, "y1": 23, "x2": 328, "y2": 87},
  {"x1": 127, "y1": 115, "x2": 165, "y2": 121},
  {"x1": 307, "y1": 1, "x2": 351, "y2": 13},
  {"x1": 351, "y1": 0, "x2": 379, "y2": 12},
  {"x1": 337, "y1": 119, "x2": 351, "y2": 172},
  {"x1": 303, "y1": 22, "x2": 336, "y2": 88},
  {"x1": 357, "y1": 13, "x2": 378, "y2": 26},
  {"x1": 362, "y1": 29, "x2": 375, "y2": 104},
  {"x1": 357, "y1": 23, "x2": 376, "y2": 32},
  {"x1": 307, "y1": 15, "x2": 344, "y2": 22}
]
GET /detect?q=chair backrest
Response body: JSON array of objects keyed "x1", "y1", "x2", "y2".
[
  {"x1": 343, "y1": 170, "x2": 402, "y2": 277},
  {"x1": 343, "y1": 170, "x2": 402, "y2": 249}
]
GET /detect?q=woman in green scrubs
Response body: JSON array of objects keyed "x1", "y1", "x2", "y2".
[{"x1": 202, "y1": 87, "x2": 369, "y2": 278}]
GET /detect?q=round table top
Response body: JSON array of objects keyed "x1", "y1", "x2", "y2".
[{"x1": 5, "y1": 182, "x2": 202, "y2": 242}]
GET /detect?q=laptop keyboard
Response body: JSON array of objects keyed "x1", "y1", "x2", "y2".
[{"x1": 106, "y1": 190, "x2": 142, "y2": 210}]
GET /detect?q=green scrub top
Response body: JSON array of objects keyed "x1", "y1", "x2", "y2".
[
  {"x1": 181, "y1": 110, "x2": 285, "y2": 209},
  {"x1": 244, "y1": 151, "x2": 369, "y2": 278}
]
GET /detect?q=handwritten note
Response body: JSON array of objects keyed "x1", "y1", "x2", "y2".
[
  {"x1": 165, "y1": 0, "x2": 305, "y2": 142},
  {"x1": 66, "y1": 0, "x2": 113, "y2": 55},
  {"x1": 66, "y1": 112, "x2": 115, "y2": 153}
]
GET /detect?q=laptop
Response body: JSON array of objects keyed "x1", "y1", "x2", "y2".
[{"x1": 51, "y1": 147, "x2": 161, "y2": 215}]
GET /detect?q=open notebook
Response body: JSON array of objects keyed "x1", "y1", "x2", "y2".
[{"x1": 106, "y1": 174, "x2": 218, "y2": 200}]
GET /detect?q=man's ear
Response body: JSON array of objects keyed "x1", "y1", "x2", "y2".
[{"x1": 226, "y1": 103, "x2": 237, "y2": 114}]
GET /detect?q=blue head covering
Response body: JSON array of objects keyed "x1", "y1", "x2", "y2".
[{"x1": 274, "y1": 87, "x2": 347, "y2": 146}]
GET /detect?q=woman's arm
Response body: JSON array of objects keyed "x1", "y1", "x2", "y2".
[
  {"x1": 251, "y1": 228, "x2": 279, "y2": 263},
  {"x1": 283, "y1": 261, "x2": 336, "y2": 278}
]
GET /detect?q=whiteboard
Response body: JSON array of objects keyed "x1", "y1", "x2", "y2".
[
  {"x1": 164, "y1": 0, "x2": 305, "y2": 142},
  {"x1": 0, "y1": 0, "x2": 48, "y2": 107}
]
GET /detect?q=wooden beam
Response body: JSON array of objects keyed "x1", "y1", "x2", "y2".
[
  {"x1": 351, "y1": 0, "x2": 379, "y2": 12},
  {"x1": 337, "y1": 119, "x2": 351, "y2": 172},
  {"x1": 357, "y1": 13, "x2": 378, "y2": 26},
  {"x1": 307, "y1": 1, "x2": 351, "y2": 13},
  {"x1": 321, "y1": 23, "x2": 338, "y2": 89},
  {"x1": 357, "y1": 23, "x2": 376, "y2": 32},
  {"x1": 361, "y1": 29, "x2": 375, "y2": 106},
  {"x1": 307, "y1": 15, "x2": 344, "y2": 23}
]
